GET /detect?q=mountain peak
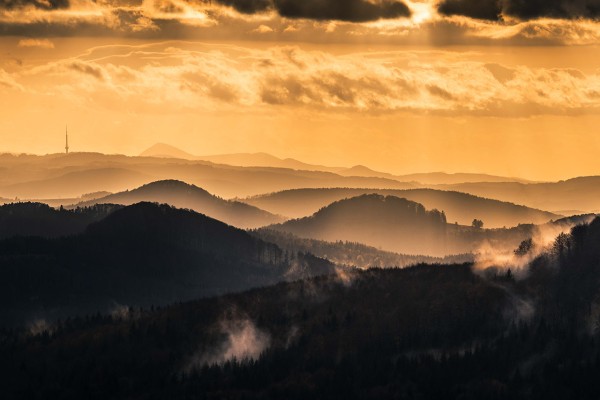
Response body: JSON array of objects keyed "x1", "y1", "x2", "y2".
[
  {"x1": 73, "y1": 180, "x2": 283, "y2": 229},
  {"x1": 140, "y1": 143, "x2": 196, "y2": 159},
  {"x1": 133, "y1": 180, "x2": 211, "y2": 196}
]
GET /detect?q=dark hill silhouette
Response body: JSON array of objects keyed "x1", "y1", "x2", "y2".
[
  {"x1": 0, "y1": 202, "x2": 336, "y2": 326},
  {"x1": 243, "y1": 187, "x2": 559, "y2": 228},
  {"x1": 269, "y1": 194, "x2": 449, "y2": 256},
  {"x1": 6, "y1": 219, "x2": 600, "y2": 399},
  {"x1": 74, "y1": 180, "x2": 284, "y2": 229},
  {"x1": 0, "y1": 264, "x2": 512, "y2": 400},
  {"x1": 0, "y1": 202, "x2": 121, "y2": 239}
]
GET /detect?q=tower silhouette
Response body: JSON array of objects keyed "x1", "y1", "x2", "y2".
[{"x1": 65, "y1": 125, "x2": 69, "y2": 154}]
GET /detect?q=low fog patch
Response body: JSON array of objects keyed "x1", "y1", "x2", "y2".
[
  {"x1": 27, "y1": 318, "x2": 54, "y2": 336},
  {"x1": 188, "y1": 316, "x2": 271, "y2": 369},
  {"x1": 474, "y1": 221, "x2": 583, "y2": 278}
]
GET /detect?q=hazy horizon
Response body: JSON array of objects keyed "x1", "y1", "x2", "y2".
[{"x1": 0, "y1": 143, "x2": 594, "y2": 183}]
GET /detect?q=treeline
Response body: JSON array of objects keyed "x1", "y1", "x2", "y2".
[
  {"x1": 0, "y1": 202, "x2": 121, "y2": 239},
  {"x1": 254, "y1": 228, "x2": 473, "y2": 269}
]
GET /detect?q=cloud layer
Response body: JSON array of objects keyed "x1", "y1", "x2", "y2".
[
  {"x1": 3, "y1": 42, "x2": 599, "y2": 117},
  {"x1": 0, "y1": 0, "x2": 599, "y2": 45},
  {"x1": 439, "y1": 0, "x2": 600, "y2": 21},
  {"x1": 212, "y1": 0, "x2": 411, "y2": 21},
  {"x1": 0, "y1": 0, "x2": 69, "y2": 10}
]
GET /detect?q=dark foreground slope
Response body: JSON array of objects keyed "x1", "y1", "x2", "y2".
[
  {"x1": 4, "y1": 218, "x2": 600, "y2": 399},
  {"x1": 0, "y1": 264, "x2": 509, "y2": 400},
  {"x1": 0, "y1": 202, "x2": 335, "y2": 327}
]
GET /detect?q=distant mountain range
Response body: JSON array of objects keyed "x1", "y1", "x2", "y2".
[
  {"x1": 1, "y1": 150, "x2": 598, "y2": 215},
  {"x1": 0, "y1": 202, "x2": 337, "y2": 326},
  {"x1": 436, "y1": 177, "x2": 600, "y2": 213},
  {"x1": 141, "y1": 143, "x2": 341, "y2": 172},
  {"x1": 0, "y1": 167, "x2": 153, "y2": 199},
  {"x1": 139, "y1": 143, "x2": 533, "y2": 184},
  {"x1": 243, "y1": 187, "x2": 559, "y2": 228},
  {"x1": 0, "y1": 153, "x2": 415, "y2": 199},
  {"x1": 73, "y1": 180, "x2": 284, "y2": 229}
]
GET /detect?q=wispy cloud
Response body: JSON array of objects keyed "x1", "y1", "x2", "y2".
[
  {"x1": 4, "y1": 42, "x2": 600, "y2": 117},
  {"x1": 17, "y1": 38, "x2": 54, "y2": 48}
]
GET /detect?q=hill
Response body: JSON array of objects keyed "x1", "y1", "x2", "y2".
[
  {"x1": 197, "y1": 152, "x2": 341, "y2": 172},
  {"x1": 266, "y1": 194, "x2": 590, "y2": 257},
  {"x1": 139, "y1": 143, "x2": 197, "y2": 159},
  {"x1": 0, "y1": 202, "x2": 120, "y2": 239},
  {"x1": 0, "y1": 202, "x2": 336, "y2": 327},
  {"x1": 269, "y1": 194, "x2": 449, "y2": 256},
  {"x1": 5, "y1": 218, "x2": 600, "y2": 399},
  {"x1": 74, "y1": 180, "x2": 284, "y2": 229},
  {"x1": 140, "y1": 144, "x2": 343, "y2": 171},
  {"x1": 0, "y1": 153, "x2": 416, "y2": 199},
  {"x1": 243, "y1": 187, "x2": 559, "y2": 228},
  {"x1": 140, "y1": 144, "x2": 531, "y2": 184},
  {"x1": 438, "y1": 176, "x2": 600, "y2": 213},
  {"x1": 337, "y1": 166, "x2": 532, "y2": 184},
  {"x1": 0, "y1": 167, "x2": 153, "y2": 199},
  {"x1": 0, "y1": 263, "x2": 511, "y2": 399}
]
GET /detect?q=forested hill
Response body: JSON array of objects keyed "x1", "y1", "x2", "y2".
[
  {"x1": 0, "y1": 202, "x2": 121, "y2": 239},
  {"x1": 4, "y1": 217, "x2": 600, "y2": 399},
  {"x1": 0, "y1": 202, "x2": 336, "y2": 327},
  {"x1": 243, "y1": 187, "x2": 559, "y2": 227},
  {"x1": 75, "y1": 180, "x2": 284, "y2": 229},
  {"x1": 269, "y1": 194, "x2": 448, "y2": 256},
  {"x1": 0, "y1": 264, "x2": 510, "y2": 400}
]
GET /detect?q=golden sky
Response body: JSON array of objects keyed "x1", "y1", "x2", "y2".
[{"x1": 1, "y1": 0, "x2": 600, "y2": 180}]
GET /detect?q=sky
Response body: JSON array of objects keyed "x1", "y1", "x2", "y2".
[{"x1": 1, "y1": 0, "x2": 600, "y2": 180}]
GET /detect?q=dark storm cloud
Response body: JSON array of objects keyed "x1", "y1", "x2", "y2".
[
  {"x1": 212, "y1": 0, "x2": 411, "y2": 22},
  {"x1": 0, "y1": 0, "x2": 69, "y2": 10},
  {"x1": 438, "y1": 0, "x2": 500, "y2": 21},
  {"x1": 504, "y1": 0, "x2": 600, "y2": 20},
  {"x1": 438, "y1": 0, "x2": 600, "y2": 20},
  {"x1": 274, "y1": 0, "x2": 411, "y2": 22},
  {"x1": 214, "y1": 0, "x2": 272, "y2": 14}
]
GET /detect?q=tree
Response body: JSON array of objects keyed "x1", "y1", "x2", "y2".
[
  {"x1": 514, "y1": 238, "x2": 534, "y2": 257},
  {"x1": 472, "y1": 219, "x2": 484, "y2": 229}
]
